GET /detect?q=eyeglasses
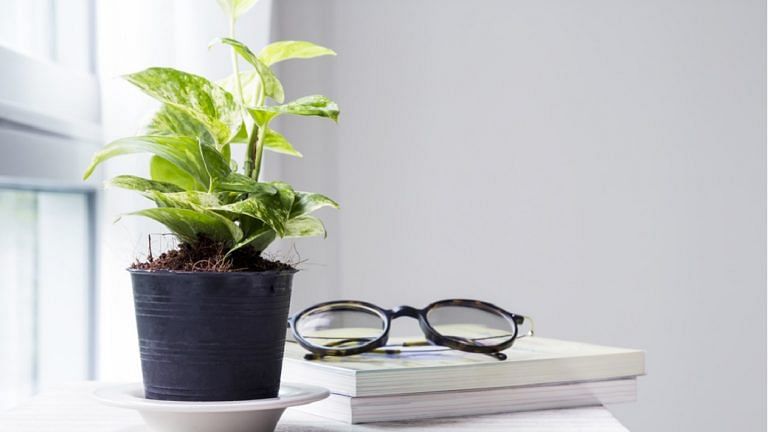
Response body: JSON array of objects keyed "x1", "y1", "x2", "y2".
[{"x1": 287, "y1": 299, "x2": 534, "y2": 361}]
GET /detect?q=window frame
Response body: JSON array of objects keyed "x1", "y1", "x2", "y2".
[{"x1": 0, "y1": 0, "x2": 102, "y2": 400}]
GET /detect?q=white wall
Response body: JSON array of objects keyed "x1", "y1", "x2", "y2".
[{"x1": 273, "y1": 1, "x2": 767, "y2": 431}]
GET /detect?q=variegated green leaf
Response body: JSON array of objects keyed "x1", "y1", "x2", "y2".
[
  {"x1": 213, "y1": 181, "x2": 294, "y2": 236},
  {"x1": 284, "y1": 215, "x2": 326, "y2": 238},
  {"x1": 271, "y1": 181, "x2": 296, "y2": 227},
  {"x1": 126, "y1": 207, "x2": 243, "y2": 244},
  {"x1": 124, "y1": 68, "x2": 241, "y2": 144},
  {"x1": 228, "y1": 225, "x2": 276, "y2": 255},
  {"x1": 150, "y1": 156, "x2": 203, "y2": 191},
  {"x1": 198, "y1": 141, "x2": 231, "y2": 181},
  {"x1": 248, "y1": 95, "x2": 339, "y2": 126},
  {"x1": 144, "y1": 191, "x2": 222, "y2": 209},
  {"x1": 263, "y1": 129, "x2": 302, "y2": 157},
  {"x1": 83, "y1": 136, "x2": 224, "y2": 187},
  {"x1": 290, "y1": 191, "x2": 339, "y2": 218},
  {"x1": 215, "y1": 197, "x2": 285, "y2": 236},
  {"x1": 143, "y1": 104, "x2": 216, "y2": 147},
  {"x1": 211, "y1": 38, "x2": 284, "y2": 103},
  {"x1": 257, "y1": 41, "x2": 336, "y2": 66},
  {"x1": 107, "y1": 175, "x2": 183, "y2": 193},
  {"x1": 216, "y1": 173, "x2": 277, "y2": 195}
]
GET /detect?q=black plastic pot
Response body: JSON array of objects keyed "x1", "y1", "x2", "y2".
[{"x1": 129, "y1": 269, "x2": 296, "y2": 401}]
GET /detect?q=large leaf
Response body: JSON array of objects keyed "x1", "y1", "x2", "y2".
[
  {"x1": 248, "y1": 95, "x2": 339, "y2": 126},
  {"x1": 126, "y1": 207, "x2": 243, "y2": 245},
  {"x1": 83, "y1": 136, "x2": 230, "y2": 189},
  {"x1": 216, "y1": 0, "x2": 259, "y2": 20},
  {"x1": 284, "y1": 215, "x2": 326, "y2": 238},
  {"x1": 150, "y1": 156, "x2": 203, "y2": 191},
  {"x1": 290, "y1": 191, "x2": 339, "y2": 218},
  {"x1": 124, "y1": 68, "x2": 241, "y2": 144},
  {"x1": 143, "y1": 104, "x2": 216, "y2": 147},
  {"x1": 211, "y1": 38, "x2": 284, "y2": 103},
  {"x1": 263, "y1": 129, "x2": 302, "y2": 157},
  {"x1": 85, "y1": 136, "x2": 207, "y2": 185},
  {"x1": 258, "y1": 41, "x2": 336, "y2": 66},
  {"x1": 107, "y1": 175, "x2": 183, "y2": 193}
]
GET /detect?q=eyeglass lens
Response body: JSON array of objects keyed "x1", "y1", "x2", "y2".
[
  {"x1": 426, "y1": 304, "x2": 515, "y2": 347},
  {"x1": 295, "y1": 303, "x2": 386, "y2": 350}
]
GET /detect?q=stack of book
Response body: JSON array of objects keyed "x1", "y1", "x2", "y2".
[{"x1": 282, "y1": 337, "x2": 645, "y2": 423}]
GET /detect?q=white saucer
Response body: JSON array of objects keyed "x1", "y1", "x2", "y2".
[{"x1": 93, "y1": 383, "x2": 329, "y2": 432}]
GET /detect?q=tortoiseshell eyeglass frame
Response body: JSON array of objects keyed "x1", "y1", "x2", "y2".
[{"x1": 287, "y1": 299, "x2": 534, "y2": 361}]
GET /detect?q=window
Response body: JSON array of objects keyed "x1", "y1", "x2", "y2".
[
  {"x1": 0, "y1": 0, "x2": 94, "y2": 72},
  {"x1": 0, "y1": 0, "x2": 100, "y2": 409},
  {"x1": 0, "y1": 187, "x2": 95, "y2": 408}
]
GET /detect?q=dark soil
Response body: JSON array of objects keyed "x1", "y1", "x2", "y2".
[{"x1": 131, "y1": 236, "x2": 294, "y2": 272}]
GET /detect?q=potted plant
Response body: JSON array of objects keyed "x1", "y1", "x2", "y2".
[{"x1": 83, "y1": 0, "x2": 339, "y2": 402}]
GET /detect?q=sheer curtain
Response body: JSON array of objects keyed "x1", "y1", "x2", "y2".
[{"x1": 94, "y1": 0, "x2": 274, "y2": 381}]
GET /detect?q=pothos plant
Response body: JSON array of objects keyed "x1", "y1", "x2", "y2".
[{"x1": 83, "y1": 0, "x2": 339, "y2": 267}]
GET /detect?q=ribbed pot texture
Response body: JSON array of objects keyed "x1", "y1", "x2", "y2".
[{"x1": 129, "y1": 269, "x2": 296, "y2": 401}]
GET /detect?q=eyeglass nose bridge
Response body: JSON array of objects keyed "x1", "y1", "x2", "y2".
[{"x1": 391, "y1": 305, "x2": 421, "y2": 319}]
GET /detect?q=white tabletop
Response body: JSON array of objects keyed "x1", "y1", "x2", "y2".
[{"x1": 0, "y1": 383, "x2": 629, "y2": 432}]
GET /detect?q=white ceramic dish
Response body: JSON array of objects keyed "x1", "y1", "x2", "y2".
[{"x1": 93, "y1": 383, "x2": 329, "y2": 432}]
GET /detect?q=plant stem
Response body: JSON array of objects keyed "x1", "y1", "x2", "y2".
[
  {"x1": 227, "y1": 15, "x2": 267, "y2": 181},
  {"x1": 229, "y1": 18, "x2": 245, "y2": 110},
  {"x1": 250, "y1": 83, "x2": 267, "y2": 180},
  {"x1": 251, "y1": 123, "x2": 267, "y2": 181},
  {"x1": 228, "y1": 16, "x2": 255, "y2": 179},
  {"x1": 244, "y1": 122, "x2": 258, "y2": 177}
]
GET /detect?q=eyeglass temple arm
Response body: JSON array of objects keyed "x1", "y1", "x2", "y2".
[{"x1": 517, "y1": 315, "x2": 535, "y2": 338}]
